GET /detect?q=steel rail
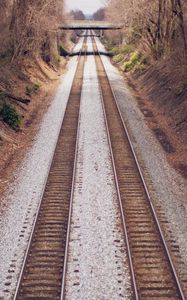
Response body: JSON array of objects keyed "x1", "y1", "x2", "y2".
[
  {"x1": 92, "y1": 33, "x2": 186, "y2": 300},
  {"x1": 60, "y1": 33, "x2": 88, "y2": 300},
  {"x1": 13, "y1": 36, "x2": 87, "y2": 300},
  {"x1": 91, "y1": 35, "x2": 139, "y2": 300},
  {"x1": 13, "y1": 131, "x2": 59, "y2": 300}
]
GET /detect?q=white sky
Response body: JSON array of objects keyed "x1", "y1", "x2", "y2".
[{"x1": 65, "y1": 0, "x2": 104, "y2": 15}]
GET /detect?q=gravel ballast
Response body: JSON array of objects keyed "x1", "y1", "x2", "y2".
[
  {"x1": 95, "y1": 37, "x2": 187, "y2": 281},
  {"x1": 0, "y1": 35, "x2": 186, "y2": 299},
  {"x1": 0, "y1": 38, "x2": 84, "y2": 299},
  {"x1": 65, "y1": 38, "x2": 131, "y2": 300}
]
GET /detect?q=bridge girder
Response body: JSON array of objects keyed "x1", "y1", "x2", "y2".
[
  {"x1": 61, "y1": 26, "x2": 121, "y2": 30},
  {"x1": 60, "y1": 20, "x2": 122, "y2": 31}
]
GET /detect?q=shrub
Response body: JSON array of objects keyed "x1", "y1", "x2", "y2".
[
  {"x1": 107, "y1": 43, "x2": 135, "y2": 57},
  {"x1": 123, "y1": 51, "x2": 140, "y2": 71},
  {"x1": 120, "y1": 44, "x2": 136, "y2": 55},
  {"x1": 134, "y1": 61, "x2": 146, "y2": 72},
  {"x1": 175, "y1": 81, "x2": 187, "y2": 96},
  {"x1": 102, "y1": 39, "x2": 116, "y2": 53},
  {"x1": 113, "y1": 53, "x2": 124, "y2": 63},
  {"x1": 59, "y1": 44, "x2": 68, "y2": 57},
  {"x1": 0, "y1": 102, "x2": 21, "y2": 130},
  {"x1": 123, "y1": 51, "x2": 146, "y2": 72},
  {"x1": 33, "y1": 83, "x2": 40, "y2": 92},
  {"x1": 110, "y1": 46, "x2": 120, "y2": 55},
  {"x1": 25, "y1": 83, "x2": 40, "y2": 97}
]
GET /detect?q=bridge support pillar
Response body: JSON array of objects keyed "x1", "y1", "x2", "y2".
[{"x1": 99, "y1": 29, "x2": 103, "y2": 38}]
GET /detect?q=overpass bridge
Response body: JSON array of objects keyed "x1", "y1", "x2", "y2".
[{"x1": 60, "y1": 20, "x2": 122, "y2": 31}]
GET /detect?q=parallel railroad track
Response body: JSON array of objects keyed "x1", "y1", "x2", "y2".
[
  {"x1": 92, "y1": 36, "x2": 186, "y2": 300},
  {"x1": 13, "y1": 36, "x2": 87, "y2": 300},
  {"x1": 13, "y1": 33, "x2": 186, "y2": 300}
]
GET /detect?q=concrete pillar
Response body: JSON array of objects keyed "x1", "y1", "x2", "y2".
[{"x1": 100, "y1": 29, "x2": 103, "y2": 38}]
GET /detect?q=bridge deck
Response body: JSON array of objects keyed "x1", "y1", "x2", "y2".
[{"x1": 61, "y1": 20, "x2": 122, "y2": 30}]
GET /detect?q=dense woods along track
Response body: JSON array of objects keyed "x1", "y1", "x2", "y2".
[
  {"x1": 13, "y1": 37, "x2": 87, "y2": 300},
  {"x1": 92, "y1": 36, "x2": 186, "y2": 300}
]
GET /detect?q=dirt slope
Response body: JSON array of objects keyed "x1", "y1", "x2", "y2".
[
  {"x1": 126, "y1": 59, "x2": 187, "y2": 178},
  {"x1": 0, "y1": 57, "x2": 66, "y2": 196}
]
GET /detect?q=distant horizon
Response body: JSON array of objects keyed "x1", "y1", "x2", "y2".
[{"x1": 65, "y1": 0, "x2": 104, "y2": 15}]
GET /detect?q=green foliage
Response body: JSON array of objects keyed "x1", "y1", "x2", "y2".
[
  {"x1": 110, "y1": 46, "x2": 120, "y2": 55},
  {"x1": 123, "y1": 51, "x2": 146, "y2": 72},
  {"x1": 113, "y1": 53, "x2": 124, "y2": 63},
  {"x1": 123, "y1": 51, "x2": 140, "y2": 71},
  {"x1": 112, "y1": 44, "x2": 136, "y2": 63},
  {"x1": 175, "y1": 81, "x2": 187, "y2": 96},
  {"x1": 103, "y1": 40, "x2": 135, "y2": 62},
  {"x1": 25, "y1": 83, "x2": 40, "y2": 97},
  {"x1": 133, "y1": 61, "x2": 146, "y2": 72},
  {"x1": 103, "y1": 36, "x2": 147, "y2": 72},
  {"x1": 0, "y1": 101, "x2": 21, "y2": 130},
  {"x1": 59, "y1": 44, "x2": 68, "y2": 57},
  {"x1": 120, "y1": 44, "x2": 136, "y2": 55}
]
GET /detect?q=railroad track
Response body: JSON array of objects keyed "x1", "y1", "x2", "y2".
[
  {"x1": 13, "y1": 32, "x2": 186, "y2": 300},
  {"x1": 92, "y1": 36, "x2": 186, "y2": 300},
  {"x1": 13, "y1": 37, "x2": 87, "y2": 300}
]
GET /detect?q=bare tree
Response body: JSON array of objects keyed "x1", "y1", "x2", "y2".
[
  {"x1": 69, "y1": 10, "x2": 85, "y2": 20},
  {"x1": 92, "y1": 8, "x2": 105, "y2": 21},
  {"x1": 10, "y1": 0, "x2": 64, "y2": 62},
  {"x1": 105, "y1": 0, "x2": 187, "y2": 56},
  {"x1": 0, "y1": 0, "x2": 14, "y2": 52}
]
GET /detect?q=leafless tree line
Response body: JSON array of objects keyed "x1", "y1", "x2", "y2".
[
  {"x1": 69, "y1": 9, "x2": 85, "y2": 20},
  {"x1": 0, "y1": 0, "x2": 64, "y2": 63},
  {"x1": 104, "y1": 0, "x2": 187, "y2": 57}
]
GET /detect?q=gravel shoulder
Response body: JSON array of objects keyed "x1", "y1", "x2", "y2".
[
  {"x1": 0, "y1": 38, "x2": 83, "y2": 299},
  {"x1": 95, "y1": 37, "x2": 187, "y2": 286}
]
